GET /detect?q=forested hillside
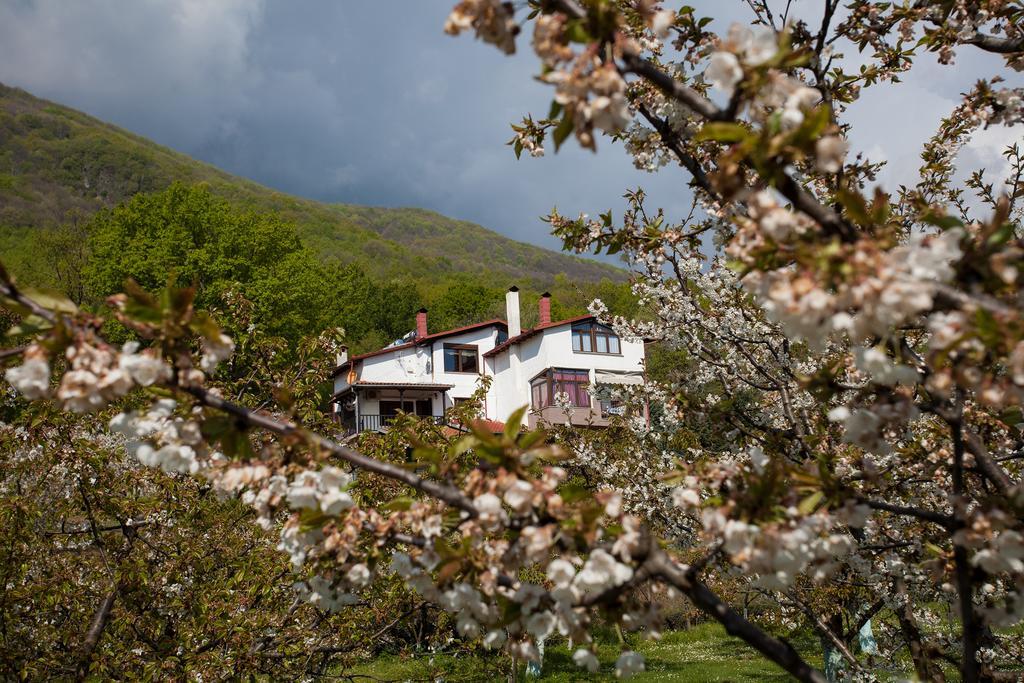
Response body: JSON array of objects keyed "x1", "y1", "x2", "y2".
[
  {"x1": 0, "y1": 83, "x2": 623, "y2": 289},
  {"x1": 0, "y1": 83, "x2": 634, "y2": 353}
]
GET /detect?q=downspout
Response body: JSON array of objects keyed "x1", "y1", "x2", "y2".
[{"x1": 354, "y1": 387, "x2": 360, "y2": 433}]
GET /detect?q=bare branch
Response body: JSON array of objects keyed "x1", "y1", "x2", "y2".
[
  {"x1": 75, "y1": 583, "x2": 121, "y2": 681},
  {"x1": 859, "y1": 498, "x2": 955, "y2": 529},
  {"x1": 963, "y1": 33, "x2": 1024, "y2": 55},
  {"x1": 648, "y1": 549, "x2": 827, "y2": 683}
]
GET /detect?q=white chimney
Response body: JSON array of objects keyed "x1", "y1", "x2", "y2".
[
  {"x1": 336, "y1": 346, "x2": 348, "y2": 366},
  {"x1": 506, "y1": 286, "x2": 521, "y2": 337}
]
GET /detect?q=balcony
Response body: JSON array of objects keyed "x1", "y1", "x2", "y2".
[{"x1": 342, "y1": 413, "x2": 445, "y2": 435}]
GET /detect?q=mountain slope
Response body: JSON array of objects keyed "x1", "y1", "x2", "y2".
[{"x1": 0, "y1": 83, "x2": 623, "y2": 288}]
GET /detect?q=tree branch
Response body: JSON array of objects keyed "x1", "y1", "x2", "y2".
[
  {"x1": 964, "y1": 33, "x2": 1024, "y2": 55},
  {"x1": 648, "y1": 549, "x2": 826, "y2": 683},
  {"x1": 180, "y1": 383, "x2": 479, "y2": 517},
  {"x1": 75, "y1": 583, "x2": 121, "y2": 681},
  {"x1": 963, "y1": 429, "x2": 1019, "y2": 502},
  {"x1": 859, "y1": 498, "x2": 955, "y2": 529}
]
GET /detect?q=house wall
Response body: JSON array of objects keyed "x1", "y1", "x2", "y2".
[
  {"x1": 427, "y1": 327, "x2": 504, "y2": 415},
  {"x1": 334, "y1": 325, "x2": 506, "y2": 419},
  {"x1": 334, "y1": 320, "x2": 645, "y2": 429},
  {"x1": 489, "y1": 325, "x2": 646, "y2": 426},
  {"x1": 331, "y1": 345, "x2": 428, "y2": 398}
]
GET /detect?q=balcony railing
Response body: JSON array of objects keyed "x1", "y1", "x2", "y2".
[{"x1": 344, "y1": 414, "x2": 445, "y2": 434}]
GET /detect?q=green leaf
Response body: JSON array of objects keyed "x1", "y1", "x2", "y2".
[
  {"x1": 505, "y1": 406, "x2": 528, "y2": 440},
  {"x1": 836, "y1": 187, "x2": 871, "y2": 225},
  {"x1": 552, "y1": 113, "x2": 574, "y2": 152},
  {"x1": 798, "y1": 490, "x2": 825, "y2": 515},
  {"x1": 201, "y1": 415, "x2": 255, "y2": 460},
  {"x1": 792, "y1": 105, "x2": 831, "y2": 143},
  {"x1": 451, "y1": 435, "x2": 477, "y2": 457},
  {"x1": 5, "y1": 314, "x2": 52, "y2": 338},
  {"x1": 986, "y1": 222, "x2": 1016, "y2": 248},
  {"x1": 560, "y1": 484, "x2": 591, "y2": 503},
  {"x1": 383, "y1": 497, "x2": 414, "y2": 512},
  {"x1": 23, "y1": 287, "x2": 77, "y2": 315},
  {"x1": 695, "y1": 122, "x2": 751, "y2": 144},
  {"x1": 565, "y1": 20, "x2": 591, "y2": 44},
  {"x1": 921, "y1": 211, "x2": 964, "y2": 231},
  {"x1": 517, "y1": 428, "x2": 546, "y2": 450}
]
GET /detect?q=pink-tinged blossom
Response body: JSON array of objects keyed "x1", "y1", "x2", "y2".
[
  {"x1": 650, "y1": 10, "x2": 674, "y2": 39},
  {"x1": 445, "y1": 0, "x2": 518, "y2": 55}
]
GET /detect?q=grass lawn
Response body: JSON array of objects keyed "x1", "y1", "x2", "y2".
[{"x1": 343, "y1": 622, "x2": 817, "y2": 682}]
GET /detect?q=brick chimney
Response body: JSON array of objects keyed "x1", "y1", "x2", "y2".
[
  {"x1": 506, "y1": 286, "x2": 521, "y2": 337},
  {"x1": 538, "y1": 292, "x2": 551, "y2": 326},
  {"x1": 416, "y1": 308, "x2": 428, "y2": 339}
]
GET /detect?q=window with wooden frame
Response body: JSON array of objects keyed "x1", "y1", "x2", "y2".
[
  {"x1": 571, "y1": 322, "x2": 620, "y2": 354},
  {"x1": 530, "y1": 368, "x2": 591, "y2": 409},
  {"x1": 443, "y1": 343, "x2": 479, "y2": 373}
]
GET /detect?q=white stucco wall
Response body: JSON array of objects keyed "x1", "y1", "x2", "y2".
[
  {"x1": 487, "y1": 324, "x2": 646, "y2": 426},
  {"x1": 334, "y1": 319, "x2": 645, "y2": 429},
  {"x1": 426, "y1": 326, "x2": 505, "y2": 414},
  {"x1": 334, "y1": 324, "x2": 507, "y2": 419}
]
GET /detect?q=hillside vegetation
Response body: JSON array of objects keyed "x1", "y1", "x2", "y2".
[{"x1": 0, "y1": 82, "x2": 623, "y2": 290}]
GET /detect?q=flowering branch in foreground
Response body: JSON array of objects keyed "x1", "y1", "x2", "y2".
[
  {"x1": 1, "y1": 273, "x2": 827, "y2": 680},
  {"x1": 445, "y1": 1, "x2": 1024, "y2": 680}
]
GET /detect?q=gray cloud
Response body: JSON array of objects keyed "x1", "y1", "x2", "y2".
[{"x1": 0, "y1": 1, "x2": 1020, "y2": 261}]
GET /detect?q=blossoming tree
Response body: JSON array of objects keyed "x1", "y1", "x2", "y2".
[{"x1": 4, "y1": 1, "x2": 1024, "y2": 680}]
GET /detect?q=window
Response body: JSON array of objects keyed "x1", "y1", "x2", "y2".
[
  {"x1": 496, "y1": 329, "x2": 509, "y2": 345},
  {"x1": 380, "y1": 400, "x2": 432, "y2": 417},
  {"x1": 443, "y1": 344, "x2": 479, "y2": 373},
  {"x1": 571, "y1": 322, "x2": 620, "y2": 355},
  {"x1": 531, "y1": 369, "x2": 591, "y2": 409}
]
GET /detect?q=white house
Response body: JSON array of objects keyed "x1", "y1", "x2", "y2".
[{"x1": 331, "y1": 287, "x2": 646, "y2": 433}]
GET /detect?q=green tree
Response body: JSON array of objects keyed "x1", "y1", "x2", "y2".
[
  {"x1": 84, "y1": 183, "x2": 303, "y2": 310},
  {"x1": 426, "y1": 276, "x2": 504, "y2": 331}
]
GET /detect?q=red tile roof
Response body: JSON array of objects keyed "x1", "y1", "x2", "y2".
[
  {"x1": 442, "y1": 419, "x2": 506, "y2": 436},
  {"x1": 332, "y1": 319, "x2": 508, "y2": 376},
  {"x1": 483, "y1": 314, "x2": 596, "y2": 358}
]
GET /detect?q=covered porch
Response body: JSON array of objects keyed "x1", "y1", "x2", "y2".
[{"x1": 332, "y1": 381, "x2": 454, "y2": 435}]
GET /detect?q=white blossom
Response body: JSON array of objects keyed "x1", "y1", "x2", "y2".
[
  {"x1": 615, "y1": 651, "x2": 645, "y2": 678},
  {"x1": 815, "y1": 135, "x2": 848, "y2": 173},
  {"x1": 547, "y1": 558, "x2": 576, "y2": 587},
  {"x1": 706, "y1": 52, "x2": 742, "y2": 94},
  {"x1": 574, "y1": 648, "x2": 600, "y2": 673},
  {"x1": 4, "y1": 357, "x2": 50, "y2": 399},
  {"x1": 200, "y1": 334, "x2": 235, "y2": 374}
]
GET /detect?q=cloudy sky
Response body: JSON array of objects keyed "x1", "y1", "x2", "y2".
[{"x1": 0, "y1": 1, "x2": 1020, "y2": 258}]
